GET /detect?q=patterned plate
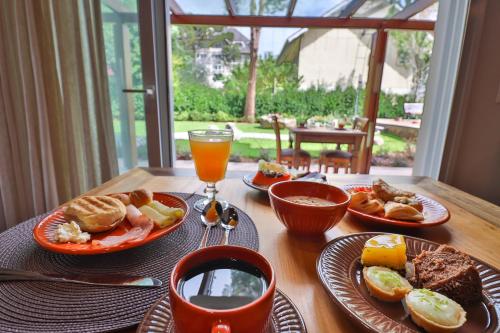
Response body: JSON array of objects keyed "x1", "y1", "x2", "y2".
[
  {"x1": 243, "y1": 173, "x2": 269, "y2": 192},
  {"x1": 317, "y1": 232, "x2": 500, "y2": 333},
  {"x1": 137, "y1": 289, "x2": 307, "y2": 333},
  {"x1": 33, "y1": 192, "x2": 189, "y2": 255},
  {"x1": 343, "y1": 185, "x2": 450, "y2": 228}
]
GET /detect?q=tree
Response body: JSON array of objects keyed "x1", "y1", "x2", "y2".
[
  {"x1": 392, "y1": 30, "x2": 433, "y2": 100},
  {"x1": 233, "y1": 0, "x2": 289, "y2": 122}
]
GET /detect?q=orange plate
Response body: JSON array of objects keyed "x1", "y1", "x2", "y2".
[
  {"x1": 33, "y1": 193, "x2": 190, "y2": 255},
  {"x1": 343, "y1": 185, "x2": 450, "y2": 228}
]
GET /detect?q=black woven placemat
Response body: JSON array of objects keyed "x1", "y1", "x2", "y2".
[{"x1": 0, "y1": 193, "x2": 259, "y2": 333}]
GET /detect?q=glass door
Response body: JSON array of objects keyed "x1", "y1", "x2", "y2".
[{"x1": 100, "y1": 0, "x2": 164, "y2": 173}]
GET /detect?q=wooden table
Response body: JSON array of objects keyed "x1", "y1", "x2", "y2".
[
  {"x1": 86, "y1": 168, "x2": 500, "y2": 333},
  {"x1": 289, "y1": 127, "x2": 367, "y2": 173}
]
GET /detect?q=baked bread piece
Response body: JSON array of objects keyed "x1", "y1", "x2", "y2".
[
  {"x1": 410, "y1": 245, "x2": 482, "y2": 305},
  {"x1": 350, "y1": 191, "x2": 385, "y2": 215},
  {"x1": 372, "y1": 178, "x2": 415, "y2": 202},
  {"x1": 64, "y1": 196, "x2": 126, "y2": 233},
  {"x1": 393, "y1": 196, "x2": 423, "y2": 212},
  {"x1": 363, "y1": 266, "x2": 412, "y2": 302},
  {"x1": 384, "y1": 202, "x2": 424, "y2": 221},
  {"x1": 406, "y1": 289, "x2": 466, "y2": 333}
]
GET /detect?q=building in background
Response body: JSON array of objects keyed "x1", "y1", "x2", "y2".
[{"x1": 195, "y1": 27, "x2": 250, "y2": 88}]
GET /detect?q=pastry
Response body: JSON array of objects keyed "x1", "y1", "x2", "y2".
[
  {"x1": 393, "y1": 196, "x2": 423, "y2": 212},
  {"x1": 64, "y1": 196, "x2": 126, "y2": 233},
  {"x1": 384, "y1": 202, "x2": 424, "y2": 221},
  {"x1": 363, "y1": 266, "x2": 412, "y2": 302},
  {"x1": 405, "y1": 289, "x2": 466, "y2": 333},
  {"x1": 361, "y1": 234, "x2": 407, "y2": 270},
  {"x1": 409, "y1": 245, "x2": 482, "y2": 305},
  {"x1": 109, "y1": 193, "x2": 131, "y2": 206},
  {"x1": 252, "y1": 160, "x2": 291, "y2": 187},
  {"x1": 129, "y1": 189, "x2": 153, "y2": 207},
  {"x1": 372, "y1": 178, "x2": 415, "y2": 202},
  {"x1": 350, "y1": 191, "x2": 385, "y2": 215}
]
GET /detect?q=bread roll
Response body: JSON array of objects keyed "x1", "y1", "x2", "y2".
[
  {"x1": 129, "y1": 189, "x2": 153, "y2": 207},
  {"x1": 64, "y1": 196, "x2": 126, "y2": 233}
]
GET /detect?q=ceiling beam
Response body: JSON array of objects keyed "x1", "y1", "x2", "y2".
[
  {"x1": 169, "y1": 0, "x2": 184, "y2": 15},
  {"x1": 287, "y1": 0, "x2": 298, "y2": 17},
  {"x1": 171, "y1": 15, "x2": 435, "y2": 30},
  {"x1": 392, "y1": 0, "x2": 437, "y2": 20},
  {"x1": 104, "y1": 0, "x2": 132, "y2": 13},
  {"x1": 225, "y1": 0, "x2": 235, "y2": 16},
  {"x1": 339, "y1": 0, "x2": 368, "y2": 19}
]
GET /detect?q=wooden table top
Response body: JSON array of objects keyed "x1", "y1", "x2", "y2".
[
  {"x1": 86, "y1": 167, "x2": 500, "y2": 333},
  {"x1": 290, "y1": 127, "x2": 367, "y2": 136}
]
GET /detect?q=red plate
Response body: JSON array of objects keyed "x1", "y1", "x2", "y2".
[
  {"x1": 33, "y1": 192, "x2": 189, "y2": 255},
  {"x1": 343, "y1": 185, "x2": 450, "y2": 228}
]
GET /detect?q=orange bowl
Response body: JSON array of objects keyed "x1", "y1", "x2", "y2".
[{"x1": 268, "y1": 181, "x2": 350, "y2": 235}]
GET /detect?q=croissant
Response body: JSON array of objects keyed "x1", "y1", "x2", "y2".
[
  {"x1": 350, "y1": 192, "x2": 385, "y2": 215},
  {"x1": 372, "y1": 179, "x2": 415, "y2": 202},
  {"x1": 393, "y1": 196, "x2": 423, "y2": 212},
  {"x1": 384, "y1": 202, "x2": 424, "y2": 221}
]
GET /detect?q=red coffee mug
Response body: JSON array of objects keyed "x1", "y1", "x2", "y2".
[{"x1": 169, "y1": 245, "x2": 276, "y2": 333}]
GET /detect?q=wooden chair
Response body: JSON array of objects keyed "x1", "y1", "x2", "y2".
[
  {"x1": 318, "y1": 116, "x2": 369, "y2": 174},
  {"x1": 272, "y1": 115, "x2": 311, "y2": 171}
]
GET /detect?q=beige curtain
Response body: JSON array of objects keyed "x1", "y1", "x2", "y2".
[{"x1": 0, "y1": 0, "x2": 118, "y2": 231}]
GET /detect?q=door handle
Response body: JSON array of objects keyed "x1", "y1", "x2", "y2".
[{"x1": 122, "y1": 87, "x2": 155, "y2": 96}]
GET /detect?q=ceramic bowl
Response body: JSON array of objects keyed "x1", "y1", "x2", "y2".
[{"x1": 268, "y1": 181, "x2": 350, "y2": 235}]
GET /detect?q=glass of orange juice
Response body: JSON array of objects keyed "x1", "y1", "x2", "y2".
[{"x1": 189, "y1": 129, "x2": 233, "y2": 212}]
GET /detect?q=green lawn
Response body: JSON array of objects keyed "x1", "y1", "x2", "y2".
[{"x1": 113, "y1": 120, "x2": 409, "y2": 160}]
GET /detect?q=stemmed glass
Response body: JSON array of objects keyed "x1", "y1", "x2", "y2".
[{"x1": 188, "y1": 129, "x2": 233, "y2": 212}]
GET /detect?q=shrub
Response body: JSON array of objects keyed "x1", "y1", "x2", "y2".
[{"x1": 173, "y1": 83, "x2": 413, "y2": 122}]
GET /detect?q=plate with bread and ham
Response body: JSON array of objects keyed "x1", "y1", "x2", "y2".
[
  {"x1": 344, "y1": 179, "x2": 450, "y2": 228},
  {"x1": 33, "y1": 190, "x2": 189, "y2": 255}
]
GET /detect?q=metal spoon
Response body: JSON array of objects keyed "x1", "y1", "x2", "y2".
[
  {"x1": 199, "y1": 200, "x2": 222, "y2": 248},
  {"x1": 220, "y1": 207, "x2": 239, "y2": 245}
]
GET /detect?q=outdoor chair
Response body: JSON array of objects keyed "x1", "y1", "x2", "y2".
[
  {"x1": 272, "y1": 115, "x2": 311, "y2": 171},
  {"x1": 318, "y1": 116, "x2": 369, "y2": 174}
]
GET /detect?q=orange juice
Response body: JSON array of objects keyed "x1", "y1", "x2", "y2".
[{"x1": 190, "y1": 138, "x2": 231, "y2": 183}]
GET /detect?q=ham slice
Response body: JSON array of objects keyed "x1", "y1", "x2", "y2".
[{"x1": 95, "y1": 205, "x2": 154, "y2": 247}]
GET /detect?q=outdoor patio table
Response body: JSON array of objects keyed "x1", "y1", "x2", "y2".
[
  {"x1": 80, "y1": 167, "x2": 499, "y2": 333},
  {"x1": 289, "y1": 127, "x2": 367, "y2": 173}
]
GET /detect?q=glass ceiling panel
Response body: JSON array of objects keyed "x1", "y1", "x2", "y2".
[
  {"x1": 354, "y1": 0, "x2": 418, "y2": 18},
  {"x1": 410, "y1": 2, "x2": 438, "y2": 20},
  {"x1": 232, "y1": 0, "x2": 290, "y2": 16},
  {"x1": 292, "y1": 0, "x2": 348, "y2": 17},
  {"x1": 176, "y1": 0, "x2": 228, "y2": 15}
]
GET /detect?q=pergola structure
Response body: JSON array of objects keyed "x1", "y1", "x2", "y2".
[
  {"x1": 103, "y1": 0, "x2": 438, "y2": 172},
  {"x1": 169, "y1": 0, "x2": 438, "y2": 172}
]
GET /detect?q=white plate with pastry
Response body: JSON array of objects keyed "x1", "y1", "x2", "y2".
[{"x1": 344, "y1": 179, "x2": 450, "y2": 228}]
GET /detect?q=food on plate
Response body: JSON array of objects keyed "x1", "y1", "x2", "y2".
[
  {"x1": 348, "y1": 179, "x2": 427, "y2": 222},
  {"x1": 109, "y1": 193, "x2": 131, "y2": 206},
  {"x1": 350, "y1": 191, "x2": 385, "y2": 215},
  {"x1": 94, "y1": 204, "x2": 154, "y2": 247},
  {"x1": 64, "y1": 196, "x2": 126, "y2": 233},
  {"x1": 54, "y1": 221, "x2": 91, "y2": 244},
  {"x1": 138, "y1": 205, "x2": 180, "y2": 229},
  {"x1": 361, "y1": 234, "x2": 407, "y2": 270},
  {"x1": 284, "y1": 196, "x2": 334, "y2": 206},
  {"x1": 363, "y1": 266, "x2": 412, "y2": 302},
  {"x1": 372, "y1": 178, "x2": 415, "y2": 202},
  {"x1": 393, "y1": 196, "x2": 423, "y2": 212},
  {"x1": 384, "y1": 202, "x2": 424, "y2": 221},
  {"x1": 129, "y1": 189, "x2": 153, "y2": 207},
  {"x1": 148, "y1": 201, "x2": 185, "y2": 220},
  {"x1": 409, "y1": 245, "x2": 482, "y2": 305},
  {"x1": 251, "y1": 160, "x2": 291, "y2": 187},
  {"x1": 405, "y1": 289, "x2": 466, "y2": 333}
]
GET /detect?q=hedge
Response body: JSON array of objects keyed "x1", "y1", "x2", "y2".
[{"x1": 118, "y1": 83, "x2": 415, "y2": 122}]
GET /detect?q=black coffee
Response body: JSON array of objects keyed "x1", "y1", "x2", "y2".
[{"x1": 177, "y1": 258, "x2": 268, "y2": 310}]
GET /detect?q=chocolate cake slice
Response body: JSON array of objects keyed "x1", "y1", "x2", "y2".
[{"x1": 410, "y1": 245, "x2": 482, "y2": 305}]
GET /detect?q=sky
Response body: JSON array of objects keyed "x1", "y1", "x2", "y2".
[{"x1": 235, "y1": 27, "x2": 301, "y2": 56}]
